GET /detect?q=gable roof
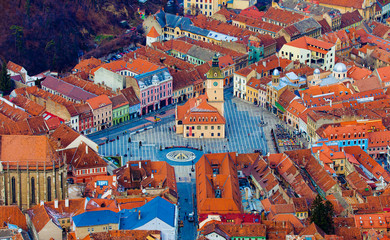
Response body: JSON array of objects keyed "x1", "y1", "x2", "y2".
[
  {"x1": 110, "y1": 94, "x2": 129, "y2": 110},
  {"x1": 315, "y1": 0, "x2": 364, "y2": 9},
  {"x1": 86, "y1": 95, "x2": 112, "y2": 110},
  {"x1": 196, "y1": 152, "x2": 242, "y2": 215},
  {"x1": 285, "y1": 36, "x2": 334, "y2": 51},
  {"x1": 147, "y1": 26, "x2": 160, "y2": 38},
  {"x1": 340, "y1": 10, "x2": 363, "y2": 29},
  {"x1": 73, "y1": 210, "x2": 120, "y2": 227},
  {"x1": 119, "y1": 197, "x2": 176, "y2": 229},
  {"x1": 0, "y1": 206, "x2": 28, "y2": 231},
  {"x1": 121, "y1": 87, "x2": 140, "y2": 106},
  {"x1": 7, "y1": 61, "x2": 23, "y2": 73},
  {"x1": 27, "y1": 205, "x2": 52, "y2": 233}
]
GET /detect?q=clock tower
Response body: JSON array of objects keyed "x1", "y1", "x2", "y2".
[{"x1": 206, "y1": 55, "x2": 224, "y2": 115}]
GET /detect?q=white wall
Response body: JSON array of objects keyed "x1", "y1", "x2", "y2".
[
  {"x1": 135, "y1": 218, "x2": 176, "y2": 240},
  {"x1": 205, "y1": 232, "x2": 227, "y2": 240},
  {"x1": 94, "y1": 68, "x2": 125, "y2": 92},
  {"x1": 66, "y1": 135, "x2": 99, "y2": 152}
]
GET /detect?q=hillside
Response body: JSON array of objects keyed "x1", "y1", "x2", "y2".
[{"x1": 0, "y1": 0, "x2": 167, "y2": 75}]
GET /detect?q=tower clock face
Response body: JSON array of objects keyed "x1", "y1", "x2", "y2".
[{"x1": 213, "y1": 81, "x2": 218, "y2": 86}]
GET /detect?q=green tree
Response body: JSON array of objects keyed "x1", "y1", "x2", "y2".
[
  {"x1": 10, "y1": 25, "x2": 24, "y2": 55},
  {"x1": 310, "y1": 195, "x2": 335, "y2": 234},
  {"x1": 0, "y1": 62, "x2": 14, "y2": 95}
]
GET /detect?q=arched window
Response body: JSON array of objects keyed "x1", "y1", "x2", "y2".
[
  {"x1": 61, "y1": 173, "x2": 64, "y2": 199},
  {"x1": 11, "y1": 177, "x2": 16, "y2": 204},
  {"x1": 47, "y1": 177, "x2": 52, "y2": 202},
  {"x1": 31, "y1": 177, "x2": 36, "y2": 204},
  {"x1": 198, "y1": 117, "x2": 201, "y2": 122}
]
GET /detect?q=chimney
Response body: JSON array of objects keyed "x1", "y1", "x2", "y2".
[
  {"x1": 138, "y1": 210, "x2": 141, "y2": 220},
  {"x1": 65, "y1": 199, "x2": 69, "y2": 208},
  {"x1": 263, "y1": 61, "x2": 266, "y2": 67},
  {"x1": 127, "y1": 163, "x2": 129, "y2": 168},
  {"x1": 86, "y1": 145, "x2": 88, "y2": 154},
  {"x1": 139, "y1": 161, "x2": 142, "y2": 169},
  {"x1": 54, "y1": 199, "x2": 59, "y2": 209},
  {"x1": 134, "y1": 52, "x2": 137, "y2": 59},
  {"x1": 40, "y1": 200, "x2": 44, "y2": 206},
  {"x1": 151, "y1": 173, "x2": 154, "y2": 179}
]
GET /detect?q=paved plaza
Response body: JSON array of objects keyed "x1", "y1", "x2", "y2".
[{"x1": 93, "y1": 89, "x2": 280, "y2": 172}]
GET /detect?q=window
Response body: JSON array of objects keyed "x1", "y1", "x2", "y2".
[
  {"x1": 31, "y1": 177, "x2": 36, "y2": 204},
  {"x1": 47, "y1": 177, "x2": 52, "y2": 201},
  {"x1": 211, "y1": 126, "x2": 214, "y2": 130},
  {"x1": 197, "y1": 126, "x2": 201, "y2": 130},
  {"x1": 11, "y1": 177, "x2": 16, "y2": 204},
  {"x1": 211, "y1": 133, "x2": 214, "y2": 136}
]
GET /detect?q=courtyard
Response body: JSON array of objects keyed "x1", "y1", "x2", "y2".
[{"x1": 93, "y1": 89, "x2": 280, "y2": 166}]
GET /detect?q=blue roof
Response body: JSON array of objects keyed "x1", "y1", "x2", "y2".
[
  {"x1": 119, "y1": 197, "x2": 175, "y2": 229},
  {"x1": 73, "y1": 210, "x2": 120, "y2": 227}
]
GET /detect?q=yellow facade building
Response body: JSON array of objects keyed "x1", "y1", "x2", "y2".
[{"x1": 175, "y1": 55, "x2": 226, "y2": 138}]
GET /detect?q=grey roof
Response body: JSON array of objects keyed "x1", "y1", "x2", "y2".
[
  {"x1": 155, "y1": 10, "x2": 192, "y2": 29},
  {"x1": 181, "y1": 24, "x2": 210, "y2": 37},
  {"x1": 187, "y1": 46, "x2": 217, "y2": 62},
  {"x1": 293, "y1": 17, "x2": 321, "y2": 34},
  {"x1": 134, "y1": 68, "x2": 171, "y2": 88},
  {"x1": 41, "y1": 76, "x2": 97, "y2": 101},
  {"x1": 280, "y1": 0, "x2": 339, "y2": 16}
]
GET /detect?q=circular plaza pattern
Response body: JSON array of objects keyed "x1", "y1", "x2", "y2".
[
  {"x1": 166, "y1": 150, "x2": 196, "y2": 162},
  {"x1": 159, "y1": 147, "x2": 204, "y2": 166}
]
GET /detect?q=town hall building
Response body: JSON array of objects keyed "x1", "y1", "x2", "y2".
[{"x1": 175, "y1": 55, "x2": 226, "y2": 138}]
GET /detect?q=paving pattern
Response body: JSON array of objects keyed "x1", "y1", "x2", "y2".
[{"x1": 94, "y1": 89, "x2": 280, "y2": 169}]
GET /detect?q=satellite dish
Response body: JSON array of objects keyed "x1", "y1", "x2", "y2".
[
  {"x1": 142, "y1": 189, "x2": 146, "y2": 194},
  {"x1": 18, "y1": 229, "x2": 22, "y2": 233}
]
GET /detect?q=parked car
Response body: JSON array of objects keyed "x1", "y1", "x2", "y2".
[{"x1": 188, "y1": 212, "x2": 194, "y2": 222}]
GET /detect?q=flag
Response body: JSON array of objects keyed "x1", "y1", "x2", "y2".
[{"x1": 189, "y1": 127, "x2": 192, "y2": 136}]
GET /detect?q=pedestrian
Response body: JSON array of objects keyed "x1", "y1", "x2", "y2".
[
  {"x1": 128, "y1": 148, "x2": 130, "y2": 151},
  {"x1": 227, "y1": 138, "x2": 229, "y2": 142},
  {"x1": 248, "y1": 133, "x2": 250, "y2": 136},
  {"x1": 224, "y1": 145, "x2": 226, "y2": 148}
]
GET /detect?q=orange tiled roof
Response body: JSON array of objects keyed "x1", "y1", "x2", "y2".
[
  {"x1": 196, "y1": 152, "x2": 242, "y2": 215},
  {"x1": 347, "y1": 66, "x2": 372, "y2": 81},
  {"x1": 272, "y1": 214, "x2": 304, "y2": 229},
  {"x1": 285, "y1": 36, "x2": 334, "y2": 50},
  {"x1": 50, "y1": 124, "x2": 81, "y2": 149},
  {"x1": 66, "y1": 142, "x2": 107, "y2": 170},
  {"x1": 370, "y1": 21, "x2": 390, "y2": 39},
  {"x1": 72, "y1": 57, "x2": 103, "y2": 79},
  {"x1": 262, "y1": 7, "x2": 305, "y2": 26},
  {"x1": 147, "y1": 26, "x2": 160, "y2": 38},
  {"x1": 86, "y1": 95, "x2": 112, "y2": 110},
  {"x1": 27, "y1": 205, "x2": 51, "y2": 233},
  {"x1": 91, "y1": 59, "x2": 161, "y2": 75},
  {"x1": 89, "y1": 230, "x2": 161, "y2": 240},
  {"x1": 285, "y1": 149, "x2": 338, "y2": 193},
  {"x1": 62, "y1": 74, "x2": 114, "y2": 97},
  {"x1": 346, "y1": 171, "x2": 372, "y2": 196},
  {"x1": 123, "y1": 46, "x2": 194, "y2": 71},
  {"x1": 344, "y1": 146, "x2": 390, "y2": 182},
  {"x1": 315, "y1": 0, "x2": 364, "y2": 10},
  {"x1": 10, "y1": 95, "x2": 45, "y2": 116},
  {"x1": 376, "y1": 65, "x2": 390, "y2": 83},
  {"x1": 0, "y1": 206, "x2": 28, "y2": 230},
  {"x1": 176, "y1": 94, "x2": 226, "y2": 125},
  {"x1": 114, "y1": 160, "x2": 177, "y2": 198},
  {"x1": 180, "y1": 37, "x2": 244, "y2": 59},
  {"x1": 7, "y1": 61, "x2": 23, "y2": 73},
  {"x1": 0, "y1": 135, "x2": 64, "y2": 170}
]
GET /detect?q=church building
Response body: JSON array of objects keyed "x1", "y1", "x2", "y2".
[{"x1": 175, "y1": 55, "x2": 226, "y2": 138}]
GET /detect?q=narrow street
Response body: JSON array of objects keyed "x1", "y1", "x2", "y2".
[{"x1": 177, "y1": 181, "x2": 197, "y2": 240}]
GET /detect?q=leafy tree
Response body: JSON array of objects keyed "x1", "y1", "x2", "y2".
[
  {"x1": 0, "y1": 62, "x2": 13, "y2": 95},
  {"x1": 310, "y1": 195, "x2": 335, "y2": 234}
]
